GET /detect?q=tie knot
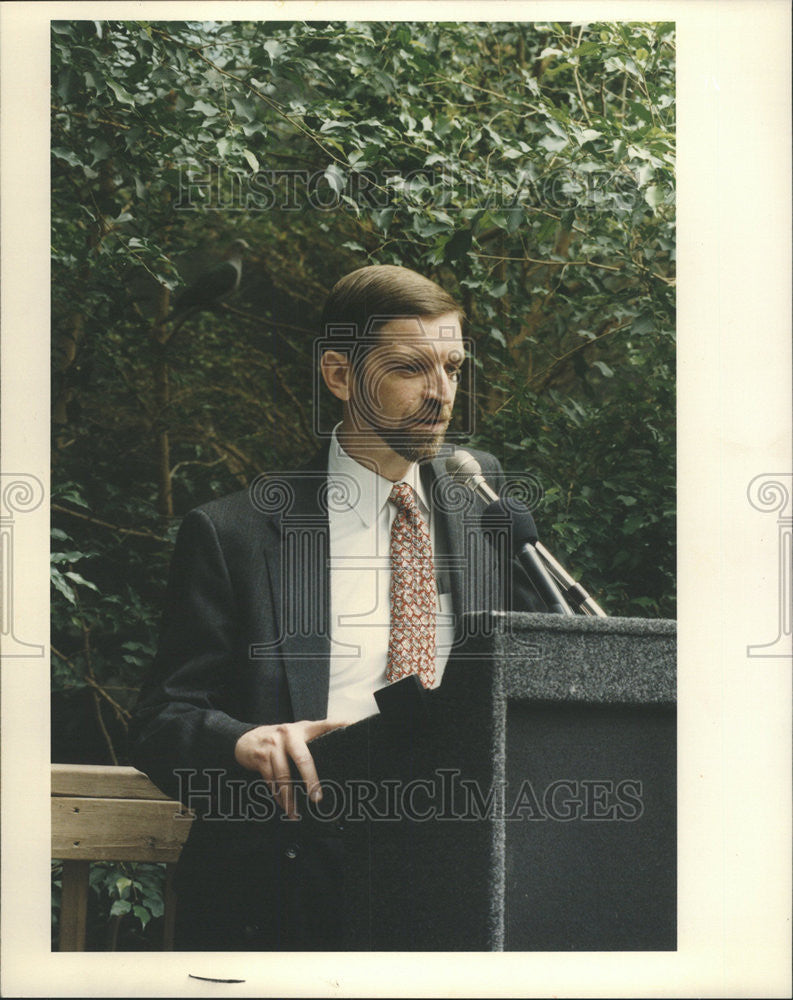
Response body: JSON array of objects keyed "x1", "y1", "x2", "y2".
[{"x1": 390, "y1": 481, "x2": 419, "y2": 513}]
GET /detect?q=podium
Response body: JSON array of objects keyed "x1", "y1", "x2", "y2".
[{"x1": 303, "y1": 612, "x2": 677, "y2": 951}]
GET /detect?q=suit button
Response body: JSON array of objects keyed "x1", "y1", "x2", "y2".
[
  {"x1": 284, "y1": 845, "x2": 298, "y2": 859},
  {"x1": 335, "y1": 820, "x2": 345, "y2": 832}
]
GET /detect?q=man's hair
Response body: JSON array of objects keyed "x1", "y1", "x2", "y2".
[{"x1": 319, "y1": 264, "x2": 463, "y2": 369}]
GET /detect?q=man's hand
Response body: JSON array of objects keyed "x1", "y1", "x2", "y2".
[{"x1": 234, "y1": 719, "x2": 348, "y2": 819}]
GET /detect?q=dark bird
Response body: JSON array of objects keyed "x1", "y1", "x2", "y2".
[{"x1": 169, "y1": 238, "x2": 250, "y2": 332}]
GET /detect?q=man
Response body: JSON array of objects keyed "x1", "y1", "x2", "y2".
[{"x1": 130, "y1": 264, "x2": 545, "y2": 950}]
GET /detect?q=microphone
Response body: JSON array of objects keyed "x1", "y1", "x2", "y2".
[
  {"x1": 444, "y1": 449, "x2": 499, "y2": 504},
  {"x1": 445, "y1": 450, "x2": 574, "y2": 616}
]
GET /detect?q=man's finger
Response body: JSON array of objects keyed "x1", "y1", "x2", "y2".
[
  {"x1": 304, "y1": 718, "x2": 349, "y2": 741},
  {"x1": 284, "y1": 733, "x2": 322, "y2": 803},
  {"x1": 269, "y1": 746, "x2": 297, "y2": 818}
]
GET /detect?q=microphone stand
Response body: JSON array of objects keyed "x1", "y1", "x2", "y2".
[
  {"x1": 534, "y1": 541, "x2": 607, "y2": 617},
  {"x1": 445, "y1": 449, "x2": 608, "y2": 618}
]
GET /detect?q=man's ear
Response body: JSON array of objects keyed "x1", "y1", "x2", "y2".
[{"x1": 320, "y1": 349, "x2": 352, "y2": 401}]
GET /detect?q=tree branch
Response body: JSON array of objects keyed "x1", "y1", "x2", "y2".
[
  {"x1": 51, "y1": 503, "x2": 168, "y2": 541},
  {"x1": 52, "y1": 645, "x2": 133, "y2": 725}
]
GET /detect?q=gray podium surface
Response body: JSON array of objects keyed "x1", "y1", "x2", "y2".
[{"x1": 304, "y1": 612, "x2": 676, "y2": 951}]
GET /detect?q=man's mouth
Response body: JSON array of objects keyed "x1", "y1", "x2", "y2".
[
  {"x1": 413, "y1": 417, "x2": 447, "y2": 427},
  {"x1": 410, "y1": 409, "x2": 452, "y2": 430}
]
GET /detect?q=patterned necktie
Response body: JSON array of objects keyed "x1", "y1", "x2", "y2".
[{"x1": 386, "y1": 482, "x2": 437, "y2": 688}]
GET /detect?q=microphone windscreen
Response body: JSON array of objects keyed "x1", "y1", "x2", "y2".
[
  {"x1": 481, "y1": 498, "x2": 539, "y2": 549},
  {"x1": 445, "y1": 449, "x2": 482, "y2": 482}
]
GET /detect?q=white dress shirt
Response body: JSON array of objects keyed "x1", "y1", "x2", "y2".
[{"x1": 325, "y1": 427, "x2": 455, "y2": 722}]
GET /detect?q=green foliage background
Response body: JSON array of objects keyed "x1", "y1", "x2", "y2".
[{"x1": 50, "y1": 19, "x2": 675, "y2": 947}]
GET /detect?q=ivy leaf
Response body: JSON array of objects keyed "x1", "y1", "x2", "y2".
[
  {"x1": 193, "y1": 99, "x2": 220, "y2": 117},
  {"x1": 644, "y1": 184, "x2": 664, "y2": 209},
  {"x1": 52, "y1": 147, "x2": 82, "y2": 168},
  {"x1": 631, "y1": 313, "x2": 656, "y2": 335}
]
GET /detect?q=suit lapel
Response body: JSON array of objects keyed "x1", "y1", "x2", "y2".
[
  {"x1": 422, "y1": 455, "x2": 470, "y2": 621},
  {"x1": 262, "y1": 447, "x2": 332, "y2": 721}
]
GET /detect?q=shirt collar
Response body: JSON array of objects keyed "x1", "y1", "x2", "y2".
[{"x1": 327, "y1": 424, "x2": 429, "y2": 527}]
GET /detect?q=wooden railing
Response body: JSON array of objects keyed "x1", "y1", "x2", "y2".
[{"x1": 51, "y1": 763, "x2": 193, "y2": 951}]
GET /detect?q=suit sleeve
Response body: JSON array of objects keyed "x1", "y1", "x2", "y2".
[{"x1": 129, "y1": 508, "x2": 258, "y2": 801}]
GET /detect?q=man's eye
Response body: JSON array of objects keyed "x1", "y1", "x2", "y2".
[
  {"x1": 393, "y1": 363, "x2": 422, "y2": 375},
  {"x1": 447, "y1": 368, "x2": 462, "y2": 383}
]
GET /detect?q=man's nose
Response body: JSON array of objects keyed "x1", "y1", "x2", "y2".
[{"x1": 425, "y1": 364, "x2": 455, "y2": 405}]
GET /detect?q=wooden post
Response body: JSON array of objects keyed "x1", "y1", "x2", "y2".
[
  {"x1": 162, "y1": 864, "x2": 179, "y2": 951},
  {"x1": 59, "y1": 860, "x2": 90, "y2": 951}
]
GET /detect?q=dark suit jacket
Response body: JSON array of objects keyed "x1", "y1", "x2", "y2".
[{"x1": 130, "y1": 444, "x2": 544, "y2": 949}]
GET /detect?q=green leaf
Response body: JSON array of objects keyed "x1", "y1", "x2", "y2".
[
  {"x1": 107, "y1": 79, "x2": 135, "y2": 106},
  {"x1": 631, "y1": 313, "x2": 656, "y2": 335},
  {"x1": 52, "y1": 147, "x2": 83, "y2": 168},
  {"x1": 592, "y1": 361, "x2": 614, "y2": 378},
  {"x1": 324, "y1": 164, "x2": 345, "y2": 194},
  {"x1": 623, "y1": 513, "x2": 645, "y2": 535},
  {"x1": 64, "y1": 571, "x2": 99, "y2": 592},
  {"x1": 110, "y1": 899, "x2": 132, "y2": 917},
  {"x1": 193, "y1": 99, "x2": 220, "y2": 117},
  {"x1": 489, "y1": 327, "x2": 507, "y2": 347},
  {"x1": 50, "y1": 551, "x2": 87, "y2": 564},
  {"x1": 578, "y1": 129, "x2": 603, "y2": 146},
  {"x1": 506, "y1": 206, "x2": 524, "y2": 233},
  {"x1": 263, "y1": 39, "x2": 285, "y2": 61},
  {"x1": 50, "y1": 569, "x2": 76, "y2": 605},
  {"x1": 146, "y1": 897, "x2": 165, "y2": 918},
  {"x1": 644, "y1": 185, "x2": 664, "y2": 209}
]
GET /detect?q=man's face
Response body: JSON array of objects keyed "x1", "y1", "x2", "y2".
[{"x1": 348, "y1": 312, "x2": 465, "y2": 462}]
